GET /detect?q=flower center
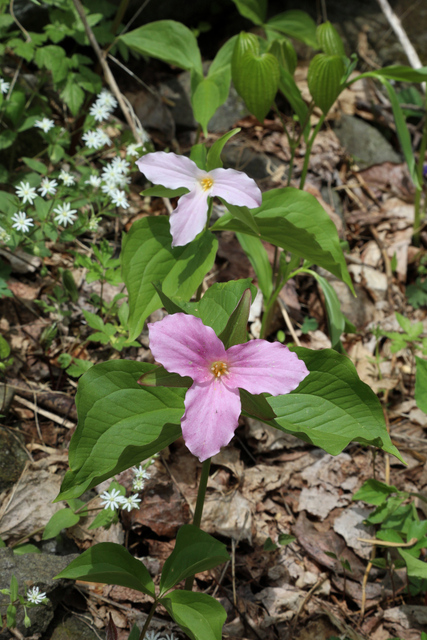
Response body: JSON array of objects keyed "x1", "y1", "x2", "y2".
[
  {"x1": 200, "y1": 177, "x2": 214, "y2": 192},
  {"x1": 210, "y1": 361, "x2": 229, "y2": 378}
]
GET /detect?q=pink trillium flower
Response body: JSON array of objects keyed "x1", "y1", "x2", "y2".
[
  {"x1": 148, "y1": 313, "x2": 309, "y2": 462},
  {"x1": 136, "y1": 151, "x2": 262, "y2": 247}
]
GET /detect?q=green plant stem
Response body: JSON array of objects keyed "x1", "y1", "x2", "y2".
[
  {"x1": 111, "y1": 0, "x2": 129, "y2": 35},
  {"x1": 413, "y1": 116, "x2": 427, "y2": 246},
  {"x1": 184, "y1": 457, "x2": 211, "y2": 590},
  {"x1": 139, "y1": 601, "x2": 158, "y2": 640},
  {"x1": 260, "y1": 285, "x2": 282, "y2": 339},
  {"x1": 298, "y1": 114, "x2": 325, "y2": 190}
]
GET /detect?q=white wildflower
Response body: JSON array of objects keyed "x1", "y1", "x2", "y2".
[
  {"x1": 112, "y1": 157, "x2": 130, "y2": 173},
  {"x1": 85, "y1": 175, "x2": 102, "y2": 188},
  {"x1": 95, "y1": 129, "x2": 111, "y2": 147},
  {"x1": 88, "y1": 217, "x2": 100, "y2": 231},
  {"x1": 100, "y1": 488, "x2": 124, "y2": 511},
  {"x1": 0, "y1": 227, "x2": 11, "y2": 243},
  {"x1": 111, "y1": 189, "x2": 129, "y2": 209},
  {"x1": 144, "y1": 632, "x2": 163, "y2": 640},
  {"x1": 34, "y1": 118, "x2": 55, "y2": 133},
  {"x1": 101, "y1": 182, "x2": 117, "y2": 196},
  {"x1": 132, "y1": 478, "x2": 146, "y2": 492},
  {"x1": 97, "y1": 89, "x2": 118, "y2": 110},
  {"x1": 164, "y1": 634, "x2": 179, "y2": 640},
  {"x1": 0, "y1": 78, "x2": 10, "y2": 94},
  {"x1": 120, "y1": 495, "x2": 141, "y2": 512},
  {"x1": 127, "y1": 143, "x2": 143, "y2": 157},
  {"x1": 15, "y1": 181, "x2": 37, "y2": 204},
  {"x1": 89, "y1": 102, "x2": 112, "y2": 122},
  {"x1": 133, "y1": 465, "x2": 150, "y2": 480},
  {"x1": 53, "y1": 202, "x2": 78, "y2": 227},
  {"x1": 11, "y1": 211, "x2": 34, "y2": 233},
  {"x1": 27, "y1": 586, "x2": 46, "y2": 605},
  {"x1": 82, "y1": 129, "x2": 103, "y2": 150},
  {"x1": 58, "y1": 170, "x2": 75, "y2": 186},
  {"x1": 101, "y1": 164, "x2": 122, "y2": 184},
  {"x1": 38, "y1": 178, "x2": 57, "y2": 197}
]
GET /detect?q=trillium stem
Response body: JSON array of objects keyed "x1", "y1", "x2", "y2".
[
  {"x1": 413, "y1": 115, "x2": 427, "y2": 246},
  {"x1": 184, "y1": 457, "x2": 212, "y2": 591},
  {"x1": 139, "y1": 601, "x2": 158, "y2": 640}
]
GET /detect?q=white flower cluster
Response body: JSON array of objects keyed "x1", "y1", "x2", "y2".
[
  {"x1": 27, "y1": 586, "x2": 47, "y2": 605},
  {"x1": 89, "y1": 89, "x2": 118, "y2": 122},
  {"x1": 98, "y1": 156, "x2": 131, "y2": 209},
  {"x1": 0, "y1": 77, "x2": 10, "y2": 94},
  {"x1": 0, "y1": 226, "x2": 11, "y2": 243},
  {"x1": 82, "y1": 128, "x2": 111, "y2": 150},
  {"x1": 145, "y1": 632, "x2": 178, "y2": 640},
  {"x1": 99, "y1": 488, "x2": 141, "y2": 512}
]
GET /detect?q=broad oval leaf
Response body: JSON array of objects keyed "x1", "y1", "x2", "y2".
[
  {"x1": 119, "y1": 20, "x2": 203, "y2": 74},
  {"x1": 231, "y1": 31, "x2": 259, "y2": 96},
  {"x1": 55, "y1": 542, "x2": 156, "y2": 597},
  {"x1": 268, "y1": 37, "x2": 297, "y2": 75},
  {"x1": 237, "y1": 51, "x2": 280, "y2": 122},
  {"x1": 121, "y1": 217, "x2": 217, "y2": 341},
  {"x1": 191, "y1": 77, "x2": 221, "y2": 136},
  {"x1": 160, "y1": 525, "x2": 230, "y2": 595},
  {"x1": 42, "y1": 508, "x2": 80, "y2": 540},
  {"x1": 211, "y1": 188, "x2": 354, "y2": 292},
  {"x1": 266, "y1": 10, "x2": 318, "y2": 48},
  {"x1": 267, "y1": 347, "x2": 404, "y2": 462},
  {"x1": 316, "y1": 21, "x2": 345, "y2": 56},
  {"x1": 59, "y1": 361, "x2": 184, "y2": 500},
  {"x1": 307, "y1": 53, "x2": 345, "y2": 114},
  {"x1": 161, "y1": 590, "x2": 227, "y2": 640}
]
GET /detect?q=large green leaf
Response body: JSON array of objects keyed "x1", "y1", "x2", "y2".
[
  {"x1": 307, "y1": 53, "x2": 345, "y2": 114},
  {"x1": 268, "y1": 37, "x2": 297, "y2": 75},
  {"x1": 399, "y1": 549, "x2": 427, "y2": 579},
  {"x1": 415, "y1": 356, "x2": 427, "y2": 413},
  {"x1": 119, "y1": 20, "x2": 203, "y2": 74},
  {"x1": 236, "y1": 232, "x2": 273, "y2": 299},
  {"x1": 161, "y1": 590, "x2": 227, "y2": 640},
  {"x1": 231, "y1": 31, "x2": 259, "y2": 97},
  {"x1": 160, "y1": 525, "x2": 230, "y2": 595},
  {"x1": 58, "y1": 361, "x2": 184, "y2": 500},
  {"x1": 316, "y1": 21, "x2": 345, "y2": 56},
  {"x1": 122, "y1": 217, "x2": 217, "y2": 341},
  {"x1": 212, "y1": 188, "x2": 353, "y2": 292},
  {"x1": 55, "y1": 543, "x2": 156, "y2": 597},
  {"x1": 265, "y1": 10, "x2": 318, "y2": 48},
  {"x1": 42, "y1": 508, "x2": 80, "y2": 540},
  {"x1": 234, "y1": 50, "x2": 280, "y2": 122},
  {"x1": 191, "y1": 77, "x2": 221, "y2": 136},
  {"x1": 231, "y1": 0, "x2": 267, "y2": 25},
  {"x1": 266, "y1": 347, "x2": 404, "y2": 462}
]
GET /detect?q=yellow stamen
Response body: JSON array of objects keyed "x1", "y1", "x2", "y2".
[
  {"x1": 210, "y1": 361, "x2": 229, "y2": 378},
  {"x1": 200, "y1": 177, "x2": 214, "y2": 192}
]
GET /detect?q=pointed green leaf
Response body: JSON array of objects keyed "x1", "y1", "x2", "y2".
[
  {"x1": 317, "y1": 21, "x2": 345, "y2": 56},
  {"x1": 307, "y1": 53, "x2": 345, "y2": 114},
  {"x1": 138, "y1": 366, "x2": 192, "y2": 389},
  {"x1": 415, "y1": 356, "x2": 427, "y2": 414},
  {"x1": 278, "y1": 67, "x2": 310, "y2": 141},
  {"x1": 55, "y1": 543, "x2": 155, "y2": 596},
  {"x1": 236, "y1": 51, "x2": 280, "y2": 122},
  {"x1": 231, "y1": 32, "x2": 259, "y2": 97},
  {"x1": 311, "y1": 272, "x2": 346, "y2": 350},
  {"x1": 42, "y1": 508, "x2": 80, "y2": 540},
  {"x1": 218, "y1": 288, "x2": 252, "y2": 348},
  {"x1": 353, "y1": 479, "x2": 398, "y2": 506},
  {"x1": 119, "y1": 20, "x2": 203, "y2": 74},
  {"x1": 161, "y1": 590, "x2": 227, "y2": 640},
  {"x1": 206, "y1": 128, "x2": 241, "y2": 171},
  {"x1": 240, "y1": 388, "x2": 276, "y2": 421},
  {"x1": 10, "y1": 575, "x2": 18, "y2": 602},
  {"x1": 230, "y1": 0, "x2": 267, "y2": 25},
  {"x1": 236, "y1": 232, "x2": 273, "y2": 299},
  {"x1": 191, "y1": 77, "x2": 221, "y2": 136},
  {"x1": 218, "y1": 198, "x2": 260, "y2": 235},
  {"x1": 357, "y1": 65, "x2": 427, "y2": 83},
  {"x1": 399, "y1": 549, "x2": 427, "y2": 579},
  {"x1": 160, "y1": 525, "x2": 230, "y2": 595},
  {"x1": 267, "y1": 347, "x2": 404, "y2": 462},
  {"x1": 142, "y1": 186, "x2": 189, "y2": 198},
  {"x1": 58, "y1": 361, "x2": 184, "y2": 500},
  {"x1": 266, "y1": 10, "x2": 318, "y2": 48},
  {"x1": 268, "y1": 37, "x2": 297, "y2": 75},
  {"x1": 212, "y1": 188, "x2": 354, "y2": 292},
  {"x1": 121, "y1": 217, "x2": 217, "y2": 341}
]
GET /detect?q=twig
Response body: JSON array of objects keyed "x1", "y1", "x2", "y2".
[
  {"x1": 277, "y1": 298, "x2": 301, "y2": 346},
  {"x1": 14, "y1": 395, "x2": 75, "y2": 429},
  {"x1": 376, "y1": 0, "x2": 425, "y2": 92},
  {"x1": 70, "y1": 0, "x2": 140, "y2": 140},
  {"x1": 357, "y1": 536, "x2": 417, "y2": 547}
]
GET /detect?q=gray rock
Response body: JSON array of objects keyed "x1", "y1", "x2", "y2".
[
  {"x1": 49, "y1": 615, "x2": 103, "y2": 640},
  {"x1": 0, "y1": 426, "x2": 27, "y2": 492},
  {"x1": 0, "y1": 548, "x2": 78, "y2": 638},
  {"x1": 333, "y1": 114, "x2": 401, "y2": 169},
  {"x1": 221, "y1": 142, "x2": 284, "y2": 182}
]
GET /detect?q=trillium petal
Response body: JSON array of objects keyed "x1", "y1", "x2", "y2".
[
  {"x1": 210, "y1": 168, "x2": 262, "y2": 209},
  {"x1": 225, "y1": 340, "x2": 309, "y2": 396},
  {"x1": 136, "y1": 151, "x2": 198, "y2": 190},
  {"x1": 182, "y1": 380, "x2": 241, "y2": 461},
  {"x1": 148, "y1": 313, "x2": 226, "y2": 383},
  {"x1": 169, "y1": 188, "x2": 209, "y2": 247}
]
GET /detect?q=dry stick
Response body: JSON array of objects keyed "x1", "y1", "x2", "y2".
[
  {"x1": 14, "y1": 395, "x2": 75, "y2": 429},
  {"x1": 70, "y1": 0, "x2": 140, "y2": 141},
  {"x1": 278, "y1": 298, "x2": 301, "y2": 346}
]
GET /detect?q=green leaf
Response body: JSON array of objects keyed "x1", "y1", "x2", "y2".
[
  {"x1": 191, "y1": 77, "x2": 221, "y2": 136},
  {"x1": 316, "y1": 21, "x2": 345, "y2": 56},
  {"x1": 0, "y1": 335, "x2": 11, "y2": 359},
  {"x1": 268, "y1": 37, "x2": 297, "y2": 76},
  {"x1": 190, "y1": 142, "x2": 207, "y2": 170},
  {"x1": 161, "y1": 590, "x2": 227, "y2": 640},
  {"x1": 212, "y1": 188, "x2": 353, "y2": 292},
  {"x1": 119, "y1": 20, "x2": 203, "y2": 74},
  {"x1": 13, "y1": 544, "x2": 41, "y2": 555},
  {"x1": 83, "y1": 310, "x2": 105, "y2": 332},
  {"x1": 42, "y1": 508, "x2": 80, "y2": 540},
  {"x1": 235, "y1": 50, "x2": 280, "y2": 122},
  {"x1": 61, "y1": 76, "x2": 85, "y2": 116},
  {"x1": 266, "y1": 347, "x2": 404, "y2": 462},
  {"x1": 10, "y1": 575, "x2": 18, "y2": 601},
  {"x1": 353, "y1": 479, "x2": 398, "y2": 506},
  {"x1": 206, "y1": 128, "x2": 241, "y2": 171},
  {"x1": 278, "y1": 533, "x2": 296, "y2": 546},
  {"x1": 311, "y1": 272, "x2": 346, "y2": 349},
  {"x1": 240, "y1": 388, "x2": 276, "y2": 421},
  {"x1": 22, "y1": 157, "x2": 48, "y2": 175},
  {"x1": 231, "y1": 31, "x2": 259, "y2": 97},
  {"x1": 7, "y1": 604, "x2": 16, "y2": 628},
  {"x1": 218, "y1": 288, "x2": 252, "y2": 349},
  {"x1": 138, "y1": 366, "x2": 192, "y2": 389},
  {"x1": 358, "y1": 65, "x2": 427, "y2": 84},
  {"x1": 160, "y1": 525, "x2": 229, "y2": 595},
  {"x1": 230, "y1": 0, "x2": 267, "y2": 25},
  {"x1": 0, "y1": 130, "x2": 17, "y2": 150},
  {"x1": 127, "y1": 624, "x2": 140, "y2": 640},
  {"x1": 58, "y1": 361, "x2": 184, "y2": 500},
  {"x1": 218, "y1": 198, "x2": 260, "y2": 235},
  {"x1": 278, "y1": 67, "x2": 310, "y2": 140},
  {"x1": 399, "y1": 548, "x2": 427, "y2": 579},
  {"x1": 307, "y1": 53, "x2": 345, "y2": 114},
  {"x1": 121, "y1": 217, "x2": 217, "y2": 341},
  {"x1": 415, "y1": 356, "x2": 427, "y2": 414},
  {"x1": 266, "y1": 10, "x2": 318, "y2": 48},
  {"x1": 142, "y1": 185, "x2": 189, "y2": 198},
  {"x1": 236, "y1": 232, "x2": 273, "y2": 299},
  {"x1": 55, "y1": 542, "x2": 156, "y2": 596}
]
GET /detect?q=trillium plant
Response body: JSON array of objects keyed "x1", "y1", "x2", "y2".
[{"x1": 56, "y1": 129, "x2": 403, "y2": 640}]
